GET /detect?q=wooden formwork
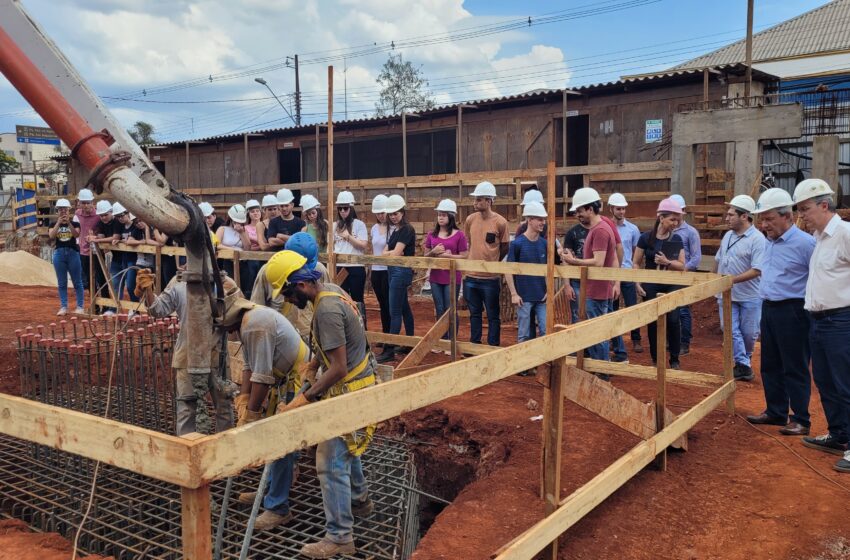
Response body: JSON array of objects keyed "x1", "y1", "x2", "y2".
[{"x1": 2, "y1": 239, "x2": 734, "y2": 559}]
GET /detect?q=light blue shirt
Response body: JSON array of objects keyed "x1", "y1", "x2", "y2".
[
  {"x1": 716, "y1": 224, "x2": 766, "y2": 302},
  {"x1": 674, "y1": 222, "x2": 702, "y2": 271},
  {"x1": 616, "y1": 219, "x2": 641, "y2": 269},
  {"x1": 756, "y1": 225, "x2": 815, "y2": 301}
]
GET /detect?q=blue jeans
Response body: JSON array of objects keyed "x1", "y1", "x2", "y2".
[
  {"x1": 316, "y1": 436, "x2": 369, "y2": 544},
  {"x1": 607, "y1": 298, "x2": 627, "y2": 361},
  {"x1": 463, "y1": 277, "x2": 501, "y2": 346},
  {"x1": 809, "y1": 310, "x2": 850, "y2": 443},
  {"x1": 517, "y1": 301, "x2": 546, "y2": 343},
  {"x1": 679, "y1": 305, "x2": 693, "y2": 344},
  {"x1": 718, "y1": 298, "x2": 761, "y2": 367},
  {"x1": 388, "y1": 266, "x2": 414, "y2": 336},
  {"x1": 53, "y1": 247, "x2": 84, "y2": 309},
  {"x1": 760, "y1": 301, "x2": 811, "y2": 426},
  {"x1": 584, "y1": 298, "x2": 609, "y2": 360},
  {"x1": 110, "y1": 255, "x2": 127, "y2": 302},
  {"x1": 431, "y1": 282, "x2": 460, "y2": 339},
  {"x1": 619, "y1": 281, "x2": 641, "y2": 341},
  {"x1": 263, "y1": 389, "x2": 299, "y2": 515},
  {"x1": 568, "y1": 279, "x2": 581, "y2": 324}
]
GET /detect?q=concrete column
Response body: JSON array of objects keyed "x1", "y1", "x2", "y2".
[
  {"x1": 733, "y1": 140, "x2": 761, "y2": 196},
  {"x1": 812, "y1": 135, "x2": 840, "y2": 191},
  {"x1": 671, "y1": 143, "x2": 696, "y2": 203}
]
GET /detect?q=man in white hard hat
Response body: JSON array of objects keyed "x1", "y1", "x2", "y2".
[
  {"x1": 608, "y1": 192, "x2": 641, "y2": 359},
  {"x1": 87, "y1": 199, "x2": 120, "y2": 314},
  {"x1": 267, "y1": 188, "x2": 305, "y2": 250},
  {"x1": 670, "y1": 194, "x2": 702, "y2": 356},
  {"x1": 745, "y1": 188, "x2": 815, "y2": 436},
  {"x1": 713, "y1": 194, "x2": 766, "y2": 382},
  {"x1": 74, "y1": 189, "x2": 99, "y2": 292},
  {"x1": 464, "y1": 181, "x2": 509, "y2": 346},
  {"x1": 793, "y1": 179, "x2": 850, "y2": 471}
]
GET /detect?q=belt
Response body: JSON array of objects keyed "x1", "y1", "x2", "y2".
[
  {"x1": 809, "y1": 305, "x2": 850, "y2": 320},
  {"x1": 763, "y1": 298, "x2": 804, "y2": 307}
]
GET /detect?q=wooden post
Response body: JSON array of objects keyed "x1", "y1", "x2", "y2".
[
  {"x1": 89, "y1": 243, "x2": 95, "y2": 314},
  {"x1": 545, "y1": 161, "x2": 556, "y2": 335},
  {"x1": 315, "y1": 124, "x2": 320, "y2": 181},
  {"x1": 450, "y1": 259, "x2": 458, "y2": 361},
  {"x1": 232, "y1": 251, "x2": 241, "y2": 287},
  {"x1": 562, "y1": 90, "x2": 568, "y2": 166},
  {"x1": 327, "y1": 66, "x2": 336, "y2": 281},
  {"x1": 402, "y1": 112, "x2": 408, "y2": 178},
  {"x1": 181, "y1": 484, "x2": 211, "y2": 559},
  {"x1": 722, "y1": 288, "x2": 735, "y2": 413},
  {"x1": 744, "y1": 0, "x2": 754, "y2": 99},
  {"x1": 243, "y1": 132, "x2": 251, "y2": 184},
  {"x1": 185, "y1": 141, "x2": 190, "y2": 189},
  {"x1": 654, "y1": 312, "x2": 667, "y2": 471},
  {"x1": 457, "y1": 105, "x2": 463, "y2": 174},
  {"x1": 703, "y1": 68, "x2": 709, "y2": 110}
]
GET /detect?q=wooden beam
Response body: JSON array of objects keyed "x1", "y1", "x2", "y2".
[
  {"x1": 327, "y1": 65, "x2": 336, "y2": 281},
  {"x1": 0, "y1": 393, "x2": 197, "y2": 487},
  {"x1": 722, "y1": 288, "x2": 735, "y2": 414},
  {"x1": 366, "y1": 331, "x2": 494, "y2": 356},
  {"x1": 493, "y1": 381, "x2": 735, "y2": 560},
  {"x1": 542, "y1": 357, "x2": 567, "y2": 560},
  {"x1": 181, "y1": 483, "x2": 212, "y2": 560},
  {"x1": 573, "y1": 357, "x2": 723, "y2": 389},
  {"x1": 396, "y1": 311, "x2": 450, "y2": 370}
]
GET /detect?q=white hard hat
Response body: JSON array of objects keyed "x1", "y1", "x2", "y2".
[
  {"x1": 669, "y1": 194, "x2": 687, "y2": 209},
  {"x1": 228, "y1": 204, "x2": 247, "y2": 224},
  {"x1": 727, "y1": 194, "x2": 756, "y2": 214},
  {"x1": 371, "y1": 194, "x2": 388, "y2": 214},
  {"x1": 245, "y1": 199, "x2": 260, "y2": 210},
  {"x1": 471, "y1": 181, "x2": 497, "y2": 198},
  {"x1": 385, "y1": 194, "x2": 406, "y2": 213},
  {"x1": 435, "y1": 199, "x2": 457, "y2": 213},
  {"x1": 521, "y1": 190, "x2": 544, "y2": 206},
  {"x1": 753, "y1": 188, "x2": 794, "y2": 214},
  {"x1": 198, "y1": 202, "x2": 214, "y2": 217},
  {"x1": 522, "y1": 201, "x2": 547, "y2": 218},
  {"x1": 77, "y1": 189, "x2": 94, "y2": 202},
  {"x1": 300, "y1": 194, "x2": 321, "y2": 212},
  {"x1": 56, "y1": 198, "x2": 72, "y2": 208},
  {"x1": 793, "y1": 178, "x2": 834, "y2": 205},
  {"x1": 112, "y1": 202, "x2": 127, "y2": 215},
  {"x1": 95, "y1": 200, "x2": 112, "y2": 215},
  {"x1": 607, "y1": 193, "x2": 628, "y2": 207},
  {"x1": 261, "y1": 194, "x2": 279, "y2": 208},
  {"x1": 335, "y1": 191, "x2": 356, "y2": 205},
  {"x1": 569, "y1": 187, "x2": 602, "y2": 212},
  {"x1": 276, "y1": 188, "x2": 295, "y2": 204}
]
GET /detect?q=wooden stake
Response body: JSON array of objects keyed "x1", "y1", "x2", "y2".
[
  {"x1": 722, "y1": 288, "x2": 735, "y2": 413},
  {"x1": 654, "y1": 312, "x2": 667, "y2": 471},
  {"x1": 327, "y1": 65, "x2": 336, "y2": 281},
  {"x1": 232, "y1": 251, "x2": 240, "y2": 287},
  {"x1": 88, "y1": 244, "x2": 95, "y2": 314},
  {"x1": 396, "y1": 311, "x2": 450, "y2": 370},
  {"x1": 181, "y1": 484, "x2": 212, "y2": 560},
  {"x1": 541, "y1": 357, "x2": 566, "y2": 560}
]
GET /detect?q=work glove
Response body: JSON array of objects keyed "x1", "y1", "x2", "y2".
[
  {"x1": 234, "y1": 394, "x2": 249, "y2": 425},
  {"x1": 299, "y1": 362, "x2": 319, "y2": 386},
  {"x1": 276, "y1": 392, "x2": 308, "y2": 414},
  {"x1": 237, "y1": 409, "x2": 262, "y2": 427},
  {"x1": 134, "y1": 268, "x2": 156, "y2": 297}
]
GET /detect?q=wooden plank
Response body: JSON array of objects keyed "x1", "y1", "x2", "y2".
[
  {"x1": 396, "y1": 311, "x2": 450, "y2": 370},
  {"x1": 181, "y1": 484, "x2": 212, "y2": 560},
  {"x1": 366, "y1": 331, "x2": 494, "y2": 356},
  {"x1": 493, "y1": 381, "x2": 735, "y2": 560},
  {"x1": 193, "y1": 276, "x2": 731, "y2": 482},
  {"x1": 542, "y1": 357, "x2": 567, "y2": 560},
  {"x1": 722, "y1": 288, "x2": 735, "y2": 414},
  {"x1": 95, "y1": 297, "x2": 148, "y2": 312},
  {"x1": 573, "y1": 357, "x2": 722, "y2": 389},
  {"x1": 589, "y1": 170, "x2": 671, "y2": 182},
  {"x1": 0, "y1": 393, "x2": 197, "y2": 487}
]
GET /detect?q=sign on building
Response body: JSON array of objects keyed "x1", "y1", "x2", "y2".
[
  {"x1": 15, "y1": 125, "x2": 60, "y2": 146},
  {"x1": 645, "y1": 119, "x2": 663, "y2": 143}
]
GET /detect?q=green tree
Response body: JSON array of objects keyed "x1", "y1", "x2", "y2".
[
  {"x1": 374, "y1": 53, "x2": 435, "y2": 117},
  {"x1": 127, "y1": 121, "x2": 157, "y2": 146},
  {"x1": 0, "y1": 151, "x2": 18, "y2": 173}
]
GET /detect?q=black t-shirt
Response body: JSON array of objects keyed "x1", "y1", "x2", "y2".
[
  {"x1": 266, "y1": 216, "x2": 306, "y2": 250},
  {"x1": 637, "y1": 232, "x2": 684, "y2": 270},
  {"x1": 93, "y1": 218, "x2": 121, "y2": 239},
  {"x1": 388, "y1": 224, "x2": 416, "y2": 256},
  {"x1": 52, "y1": 216, "x2": 80, "y2": 250},
  {"x1": 563, "y1": 223, "x2": 589, "y2": 257}
]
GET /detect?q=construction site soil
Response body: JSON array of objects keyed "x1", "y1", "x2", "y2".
[{"x1": 1, "y1": 283, "x2": 848, "y2": 560}]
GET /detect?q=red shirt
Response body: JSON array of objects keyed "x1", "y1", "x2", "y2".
[
  {"x1": 583, "y1": 220, "x2": 617, "y2": 300},
  {"x1": 600, "y1": 215, "x2": 622, "y2": 245}
]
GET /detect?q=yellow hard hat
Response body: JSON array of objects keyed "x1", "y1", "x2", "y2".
[{"x1": 266, "y1": 250, "x2": 308, "y2": 298}]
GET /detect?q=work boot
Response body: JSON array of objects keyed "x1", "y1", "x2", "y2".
[
  {"x1": 680, "y1": 343, "x2": 690, "y2": 356},
  {"x1": 237, "y1": 491, "x2": 258, "y2": 505},
  {"x1": 376, "y1": 346, "x2": 396, "y2": 364},
  {"x1": 253, "y1": 510, "x2": 293, "y2": 531},
  {"x1": 632, "y1": 340, "x2": 643, "y2": 353},
  {"x1": 352, "y1": 496, "x2": 374, "y2": 518},
  {"x1": 733, "y1": 363, "x2": 754, "y2": 382},
  {"x1": 301, "y1": 538, "x2": 355, "y2": 559}
]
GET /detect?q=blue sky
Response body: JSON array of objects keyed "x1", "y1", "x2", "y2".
[{"x1": 0, "y1": 0, "x2": 832, "y2": 144}]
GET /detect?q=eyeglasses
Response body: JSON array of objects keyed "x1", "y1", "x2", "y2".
[{"x1": 338, "y1": 206, "x2": 351, "y2": 212}]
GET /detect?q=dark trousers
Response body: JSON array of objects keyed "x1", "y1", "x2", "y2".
[
  {"x1": 680, "y1": 305, "x2": 693, "y2": 344},
  {"x1": 463, "y1": 277, "x2": 501, "y2": 346},
  {"x1": 616, "y1": 281, "x2": 641, "y2": 341},
  {"x1": 760, "y1": 300, "x2": 811, "y2": 426},
  {"x1": 370, "y1": 269, "x2": 391, "y2": 333},
  {"x1": 388, "y1": 266, "x2": 414, "y2": 336},
  {"x1": 810, "y1": 309, "x2": 850, "y2": 443},
  {"x1": 79, "y1": 253, "x2": 91, "y2": 290},
  {"x1": 338, "y1": 266, "x2": 366, "y2": 302},
  {"x1": 643, "y1": 283, "x2": 681, "y2": 364},
  {"x1": 160, "y1": 255, "x2": 177, "y2": 289}
]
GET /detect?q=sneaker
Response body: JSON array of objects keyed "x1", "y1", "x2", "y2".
[
  {"x1": 612, "y1": 356, "x2": 629, "y2": 364},
  {"x1": 733, "y1": 363, "x2": 754, "y2": 382},
  {"x1": 237, "y1": 491, "x2": 257, "y2": 505},
  {"x1": 376, "y1": 349, "x2": 396, "y2": 364},
  {"x1": 632, "y1": 341, "x2": 643, "y2": 353},
  {"x1": 73, "y1": 307, "x2": 86, "y2": 315},
  {"x1": 300, "y1": 537, "x2": 356, "y2": 559},
  {"x1": 680, "y1": 343, "x2": 690, "y2": 356},
  {"x1": 670, "y1": 360, "x2": 680, "y2": 370},
  {"x1": 802, "y1": 434, "x2": 849, "y2": 456},
  {"x1": 102, "y1": 310, "x2": 115, "y2": 317},
  {"x1": 128, "y1": 310, "x2": 138, "y2": 318},
  {"x1": 351, "y1": 496, "x2": 374, "y2": 518},
  {"x1": 834, "y1": 451, "x2": 850, "y2": 473},
  {"x1": 56, "y1": 307, "x2": 67, "y2": 316},
  {"x1": 253, "y1": 510, "x2": 293, "y2": 531}
]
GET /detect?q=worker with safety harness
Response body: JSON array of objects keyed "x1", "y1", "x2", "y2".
[
  {"x1": 219, "y1": 276, "x2": 310, "y2": 531},
  {"x1": 274, "y1": 249, "x2": 376, "y2": 559}
]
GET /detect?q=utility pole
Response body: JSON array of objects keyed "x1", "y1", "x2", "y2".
[
  {"x1": 744, "y1": 0, "x2": 754, "y2": 99},
  {"x1": 294, "y1": 54, "x2": 301, "y2": 126}
]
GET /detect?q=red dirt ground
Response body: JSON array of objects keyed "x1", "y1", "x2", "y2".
[{"x1": 1, "y1": 283, "x2": 849, "y2": 559}]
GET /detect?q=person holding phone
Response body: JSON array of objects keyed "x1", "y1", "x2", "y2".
[
  {"x1": 633, "y1": 198, "x2": 687, "y2": 369},
  {"x1": 49, "y1": 198, "x2": 85, "y2": 315}
]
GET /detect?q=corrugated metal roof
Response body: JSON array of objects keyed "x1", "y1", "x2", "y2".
[{"x1": 671, "y1": 0, "x2": 850, "y2": 70}]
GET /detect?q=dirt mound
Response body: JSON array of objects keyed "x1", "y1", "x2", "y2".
[
  {"x1": 0, "y1": 251, "x2": 58, "y2": 288},
  {"x1": 0, "y1": 519, "x2": 111, "y2": 560}
]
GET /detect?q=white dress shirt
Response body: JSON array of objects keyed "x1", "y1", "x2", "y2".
[{"x1": 805, "y1": 214, "x2": 850, "y2": 312}]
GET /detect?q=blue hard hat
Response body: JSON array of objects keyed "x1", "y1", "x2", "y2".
[{"x1": 285, "y1": 232, "x2": 318, "y2": 270}]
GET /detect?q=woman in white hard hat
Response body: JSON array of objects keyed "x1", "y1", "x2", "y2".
[
  {"x1": 49, "y1": 198, "x2": 85, "y2": 315},
  {"x1": 370, "y1": 194, "x2": 391, "y2": 333},
  {"x1": 334, "y1": 191, "x2": 369, "y2": 315},
  {"x1": 256, "y1": 194, "x2": 280, "y2": 250},
  {"x1": 74, "y1": 189, "x2": 98, "y2": 292},
  {"x1": 217, "y1": 204, "x2": 252, "y2": 293},
  {"x1": 423, "y1": 199, "x2": 468, "y2": 351},
  {"x1": 377, "y1": 194, "x2": 416, "y2": 363},
  {"x1": 299, "y1": 194, "x2": 329, "y2": 254}
]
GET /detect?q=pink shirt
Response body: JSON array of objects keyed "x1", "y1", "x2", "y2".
[
  {"x1": 75, "y1": 209, "x2": 101, "y2": 256},
  {"x1": 245, "y1": 224, "x2": 260, "y2": 250},
  {"x1": 424, "y1": 230, "x2": 468, "y2": 285}
]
